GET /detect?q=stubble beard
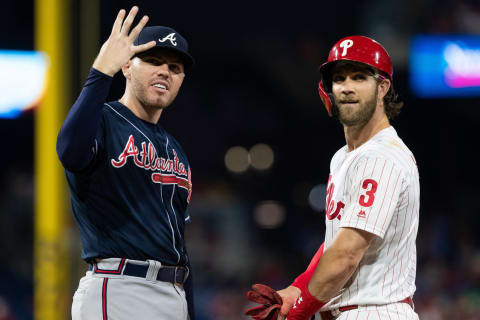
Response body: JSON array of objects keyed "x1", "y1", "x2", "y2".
[
  {"x1": 131, "y1": 76, "x2": 172, "y2": 111},
  {"x1": 335, "y1": 87, "x2": 378, "y2": 127},
  {"x1": 136, "y1": 84, "x2": 169, "y2": 110}
]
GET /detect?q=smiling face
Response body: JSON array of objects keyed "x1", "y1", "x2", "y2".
[
  {"x1": 123, "y1": 48, "x2": 185, "y2": 110},
  {"x1": 331, "y1": 62, "x2": 382, "y2": 127}
]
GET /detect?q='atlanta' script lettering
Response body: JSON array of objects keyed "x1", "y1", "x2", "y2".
[{"x1": 111, "y1": 135, "x2": 187, "y2": 176}]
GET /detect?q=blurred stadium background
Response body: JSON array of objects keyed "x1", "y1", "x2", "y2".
[{"x1": 1, "y1": 0, "x2": 480, "y2": 319}]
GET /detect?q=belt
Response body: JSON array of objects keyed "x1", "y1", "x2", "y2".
[
  {"x1": 89, "y1": 260, "x2": 189, "y2": 286},
  {"x1": 319, "y1": 297, "x2": 413, "y2": 320}
]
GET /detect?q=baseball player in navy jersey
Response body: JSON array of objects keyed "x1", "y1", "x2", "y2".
[
  {"x1": 57, "y1": 7, "x2": 195, "y2": 320},
  {"x1": 245, "y1": 36, "x2": 420, "y2": 320}
]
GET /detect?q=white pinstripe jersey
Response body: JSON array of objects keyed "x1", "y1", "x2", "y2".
[{"x1": 320, "y1": 126, "x2": 419, "y2": 310}]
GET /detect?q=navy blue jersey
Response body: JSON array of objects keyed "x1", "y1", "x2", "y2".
[{"x1": 58, "y1": 69, "x2": 192, "y2": 266}]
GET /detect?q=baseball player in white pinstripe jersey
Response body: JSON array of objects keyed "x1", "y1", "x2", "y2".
[{"x1": 252, "y1": 36, "x2": 420, "y2": 320}]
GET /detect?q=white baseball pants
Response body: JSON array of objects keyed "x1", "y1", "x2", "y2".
[{"x1": 71, "y1": 258, "x2": 189, "y2": 320}]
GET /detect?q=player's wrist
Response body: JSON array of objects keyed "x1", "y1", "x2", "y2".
[
  {"x1": 286, "y1": 285, "x2": 302, "y2": 297},
  {"x1": 92, "y1": 50, "x2": 121, "y2": 77},
  {"x1": 92, "y1": 59, "x2": 118, "y2": 77},
  {"x1": 287, "y1": 283, "x2": 325, "y2": 320}
]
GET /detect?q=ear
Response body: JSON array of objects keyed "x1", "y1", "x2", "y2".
[
  {"x1": 377, "y1": 79, "x2": 391, "y2": 100},
  {"x1": 121, "y1": 60, "x2": 133, "y2": 80}
]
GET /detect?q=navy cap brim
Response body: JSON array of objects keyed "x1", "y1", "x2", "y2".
[{"x1": 153, "y1": 46, "x2": 194, "y2": 71}]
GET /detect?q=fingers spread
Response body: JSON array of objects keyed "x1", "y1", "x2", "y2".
[
  {"x1": 133, "y1": 41, "x2": 157, "y2": 54},
  {"x1": 128, "y1": 15, "x2": 149, "y2": 40},
  {"x1": 120, "y1": 6, "x2": 139, "y2": 35},
  {"x1": 111, "y1": 9, "x2": 126, "y2": 35}
]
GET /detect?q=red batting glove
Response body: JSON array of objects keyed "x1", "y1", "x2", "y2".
[
  {"x1": 245, "y1": 284, "x2": 283, "y2": 320},
  {"x1": 244, "y1": 304, "x2": 280, "y2": 320},
  {"x1": 287, "y1": 284, "x2": 325, "y2": 320},
  {"x1": 247, "y1": 284, "x2": 283, "y2": 305}
]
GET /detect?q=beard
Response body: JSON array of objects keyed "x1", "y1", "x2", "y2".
[
  {"x1": 130, "y1": 74, "x2": 176, "y2": 110},
  {"x1": 334, "y1": 87, "x2": 378, "y2": 127}
]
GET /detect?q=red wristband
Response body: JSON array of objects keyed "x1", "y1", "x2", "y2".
[{"x1": 287, "y1": 284, "x2": 325, "y2": 320}]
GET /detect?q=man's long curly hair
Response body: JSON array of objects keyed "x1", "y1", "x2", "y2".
[{"x1": 377, "y1": 71, "x2": 404, "y2": 120}]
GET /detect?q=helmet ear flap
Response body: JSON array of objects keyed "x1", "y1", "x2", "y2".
[{"x1": 318, "y1": 80, "x2": 335, "y2": 117}]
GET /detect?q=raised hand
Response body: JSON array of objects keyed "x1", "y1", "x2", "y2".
[{"x1": 92, "y1": 6, "x2": 156, "y2": 76}]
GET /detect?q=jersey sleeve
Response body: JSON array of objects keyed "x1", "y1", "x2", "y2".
[
  {"x1": 56, "y1": 68, "x2": 112, "y2": 172},
  {"x1": 339, "y1": 155, "x2": 404, "y2": 238}
]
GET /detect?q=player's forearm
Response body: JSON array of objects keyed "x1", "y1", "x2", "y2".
[
  {"x1": 57, "y1": 68, "x2": 112, "y2": 171},
  {"x1": 308, "y1": 228, "x2": 374, "y2": 302},
  {"x1": 307, "y1": 245, "x2": 361, "y2": 301}
]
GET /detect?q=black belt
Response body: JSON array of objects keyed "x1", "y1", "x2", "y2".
[{"x1": 89, "y1": 260, "x2": 188, "y2": 285}]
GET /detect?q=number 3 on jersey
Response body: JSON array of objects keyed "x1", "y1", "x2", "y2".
[{"x1": 359, "y1": 179, "x2": 378, "y2": 207}]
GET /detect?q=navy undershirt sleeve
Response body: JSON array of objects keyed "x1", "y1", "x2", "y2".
[
  {"x1": 185, "y1": 260, "x2": 195, "y2": 320},
  {"x1": 56, "y1": 68, "x2": 113, "y2": 171}
]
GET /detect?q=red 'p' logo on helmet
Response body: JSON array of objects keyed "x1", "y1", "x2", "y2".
[
  {"x1": 317, "y1": 35, "x2": 393, "y2": 117},
  {"x1": 339, "y1": 39, "x2": 354, "y2": 57}
]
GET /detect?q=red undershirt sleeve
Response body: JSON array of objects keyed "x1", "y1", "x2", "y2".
[{"x1": 291, "y1": 242, "x2": 324, "y2": 289}]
